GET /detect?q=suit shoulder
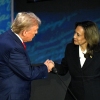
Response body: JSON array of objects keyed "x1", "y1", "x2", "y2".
[{"x1": 66, "y1": 43, "x2": 75, "y2": 48}]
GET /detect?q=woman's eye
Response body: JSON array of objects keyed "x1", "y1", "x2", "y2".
[{"x1": 77, "y1": 33, "x2": 80, "y2": 36}]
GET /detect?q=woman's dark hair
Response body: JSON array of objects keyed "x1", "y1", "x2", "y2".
[{"x1": 75, "y1": 21, "x2": 100, "y2": 58}]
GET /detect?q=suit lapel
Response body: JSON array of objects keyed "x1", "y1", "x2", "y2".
[
  {"x1": 8, "y1": 30, "x2": 24, "y2": 49},
  {"x1": 71, "y1": 44, "x2": 99, "y2": 70},
  {"x1": 8, "y1": 30, "x2": 31, "y2": 62},
  {"x1": 72, "y1": 45, "x2": 82, "y2": 70},
  {"x1": 82, "y1": 53, "x2": 95, "y2": 70}
]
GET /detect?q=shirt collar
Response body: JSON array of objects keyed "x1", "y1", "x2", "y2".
[
  {"x1": 11, "y1": 29, "x2": 23, "y2": 43},
  {"x1": 79, "y1": 46, "x2": 87, "y2": 54}
]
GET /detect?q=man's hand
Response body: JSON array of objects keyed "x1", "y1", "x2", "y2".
[{"x1": 44, "y1": 59, "x2": 54, "y2": 72}]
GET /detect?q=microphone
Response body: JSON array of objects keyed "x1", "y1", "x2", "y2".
[
  {"x1": 52, "y1": 67, "x2": 77, "y2": 100},
  {"x1": 52, "y1": 67, "x2": 57, "y2": 74}
]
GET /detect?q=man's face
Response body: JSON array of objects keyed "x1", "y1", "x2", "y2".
[
  {"x1": 23, "y1": 25, "x2": 39, "y2": 42},
  {"x1": 73, "y1": 26, "x2": 87, "y2": 47}
]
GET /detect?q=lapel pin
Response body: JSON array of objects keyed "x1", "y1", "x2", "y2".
[{"x1": 90, "y1": 55, "x2": 92, "y2": 58}]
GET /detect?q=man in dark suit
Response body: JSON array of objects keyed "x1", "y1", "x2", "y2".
[
  {"x1": 46, "y1": 21, "x2": 100, "y2": 100},
  {"x1": 0, "y1": 12, "x2": 54, "y2": 100}
]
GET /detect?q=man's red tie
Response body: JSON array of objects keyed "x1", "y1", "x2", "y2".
[{"x1": 22, "y1": 42, "x2": 26, "y2": 49}]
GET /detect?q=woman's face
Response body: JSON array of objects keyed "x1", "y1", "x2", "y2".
[{"x1": 73, "y1": 26, "x2": 87, "y2": 47}]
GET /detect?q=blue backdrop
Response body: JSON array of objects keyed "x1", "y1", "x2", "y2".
[
  {"x1": 25, "y1": 8, "x2": 100, "y2": 64},
  {"x1": 0, "y1": 0, "x2": 11, "y2": 34}
]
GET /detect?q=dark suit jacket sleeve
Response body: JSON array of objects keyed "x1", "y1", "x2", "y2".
[
  {"x1": 54, "y1": 44, "x2": 71, "y2": 75},
  {"x1": 7, "y1": 48, "x2": 48, "y2": 80}
]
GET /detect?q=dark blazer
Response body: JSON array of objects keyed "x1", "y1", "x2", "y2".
[
  {"x1": 0, "y1": 30, "x2": 48, "y2": 100},
  {"x1": 55, "y1": 43, "x2": 100, "y2": 100}
]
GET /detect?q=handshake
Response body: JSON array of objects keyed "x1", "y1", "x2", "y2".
[{"x1": 44, "y1": 59, "x2": 55, "y2": 73}]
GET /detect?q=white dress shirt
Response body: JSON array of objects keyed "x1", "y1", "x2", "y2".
[{"x1": 79, "y1": 46, "x2": 87, "y2": 68}]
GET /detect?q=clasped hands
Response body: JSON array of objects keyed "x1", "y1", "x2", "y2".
[{"x1": 44, "y1": 59, "x2": 54, "y2": 72}]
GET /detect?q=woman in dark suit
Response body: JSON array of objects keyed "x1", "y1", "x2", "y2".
[{"x1": 47, "y1": 21, "x2": 100, "y2": 100}]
